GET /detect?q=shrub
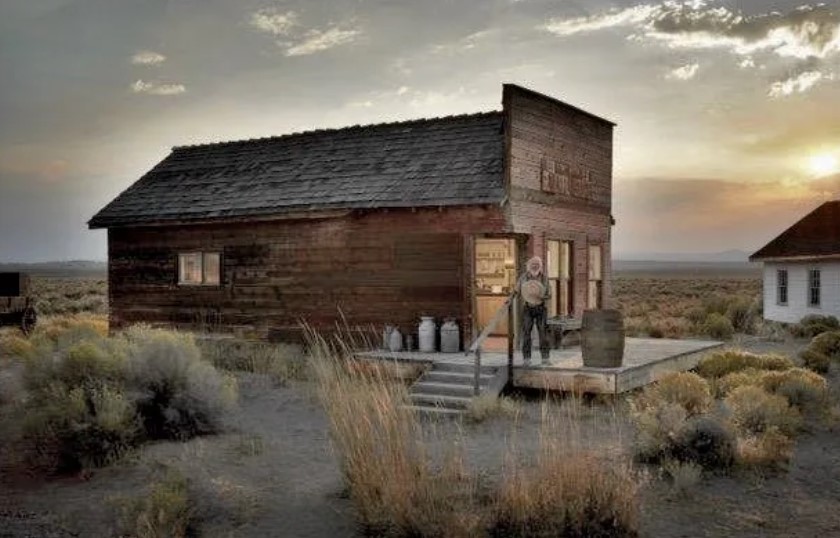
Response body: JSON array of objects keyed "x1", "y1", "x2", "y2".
[
  {"x1": 725, "y1": 297, "x2": 755, "y2": 333},
  {"x1": 736, "y1": 427, "x2": 794, "y2": 469},
  {"x1": 800, "y1": 348, "x2": 830, "y2": 374},
  {"x1": 491, "y1": 452, "x2": 639, "y2": 538},
  {"x1": 809, "y1": 331, "x2": 840, "y2": 360},
  {"x1": 696, "y1": 351, "x2": 793, "y2": 380},
  {"x1": 714, "y1": 368, "x2": 764, "y2": 397},
  {"x1": 117, "y1": 468, "x2": 196, "y2": 538},
  {"x1": 759, "y1": 368, "x2": 828, "y2": 413},
  {"x1": 197, "y1": 338, "x2": 307, "y2": 384},
  {"x1": 0, "y1": 333, "x2": 36, "y2": 360},
  {"x1": 635, "y1": 372, "x2": 712, "y2": 417},
  {"x1": 702, "y1": 295, "x2": 730, "y2": 316},
  {"x1": 631, "y1": 402, "x2": 688, "y2": 462},
  {"x1": 20, "y1": 381, "x2": 139, "y2": 473},
  {"x1": 669, "y1": 414, "x2": 736, "y2": 469},
  {"x1": 702, "y1": 313, "x2": 734, "y2": 340},
  {"x1": 790, "y1": 314, "x2": 840, "y2": 338},
  {"x1": 124, "y1": 328, "x2": 237, "y2": 440},
  {"x1": 724, "y1": 385, "x2": 801, "y2": 436},
  {"x1": 686, "y1": 307, "x2": 707, "y2": 326}
]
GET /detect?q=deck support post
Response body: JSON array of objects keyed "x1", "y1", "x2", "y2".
[
  {"x1": 507, "y1": 300, "x2": 514, "y2": 381},
  {"x1": 474, "y1": 347, "x2": 481, "y2": 396}
]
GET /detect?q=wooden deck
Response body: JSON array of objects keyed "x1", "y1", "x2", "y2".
[{"x1": 356, "y1": 338, "x2": 723, "y2": 394}]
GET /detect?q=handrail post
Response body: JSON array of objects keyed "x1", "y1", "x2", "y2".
[
  {"x1": 474, "y1": 347, "x2": 481, "y2": 396},
  {"x1": 507, "y1": 299, "x2": 514, "y2": 380}
]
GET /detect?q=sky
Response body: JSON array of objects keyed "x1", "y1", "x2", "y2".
[{"x1": 2, "y1": 0, "x2": 840, "y2": 262}]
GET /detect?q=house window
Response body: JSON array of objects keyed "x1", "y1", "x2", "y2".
[
  {"x1": 178, "y1": 252, "x2": 221, "y2": 286},
  {"x1": 547, "y1": 240, "x2": 574, "y2": 317},
  {"x1": 776, "y1": 269, "x2": 788, "y2": 305},
  {"x1": 808, "y1": 268, "x2": 821, "y2": 307},
  {"x1": 587, "y1": 244, "x2": 603, "y2": 309}
]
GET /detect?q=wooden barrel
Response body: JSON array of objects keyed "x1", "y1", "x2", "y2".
[{"x1": 581, "y1": 309, "x2": 625, "y2": 368}]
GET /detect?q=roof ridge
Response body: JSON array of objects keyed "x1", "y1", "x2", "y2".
[{"x1": 172, "y1": 109, "x2": 503, "y2": 151}]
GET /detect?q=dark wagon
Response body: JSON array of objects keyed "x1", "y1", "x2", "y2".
[{"x1": 0, "y1": 272, "x2": 37, "y2": 334}]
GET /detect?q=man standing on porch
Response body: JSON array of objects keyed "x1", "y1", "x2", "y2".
[{"x1": 517, "y1": 256, "x2": 551, "y2": 366}]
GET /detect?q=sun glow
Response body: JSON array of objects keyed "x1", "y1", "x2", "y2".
[{"x1": 809, "y1": 153, "x2": 839, "y2": 177}]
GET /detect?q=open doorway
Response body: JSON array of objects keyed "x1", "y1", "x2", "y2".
[{"x1": 473, "y1": 237, "x2": 518, "y2": 352}]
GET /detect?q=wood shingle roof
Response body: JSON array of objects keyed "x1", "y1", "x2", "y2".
[
  {"x1": 750, "y1": 200, "x2": 840, "y2": 261},
  {"x1": 89, "y1": 111, "x2": 505, "y2": 228}
]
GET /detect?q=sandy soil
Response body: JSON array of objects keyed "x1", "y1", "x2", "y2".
[{"x1": 3, "y1": 336, "x2": 839, "y2": 538}]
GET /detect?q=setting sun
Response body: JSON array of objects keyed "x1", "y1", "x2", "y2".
[{"x1": 809, "y1": 153, "x2": 839, "y2": 177}]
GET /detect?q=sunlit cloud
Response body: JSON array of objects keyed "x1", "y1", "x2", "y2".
[
  {"x1": 666, "y1": 62, "x2": 700, "y2": 80},
  {"x1": 131, "y1": 79, "x2": 186, "y2": 96},
  {"x1": 738, "y1": 56, "x2": 755, "y2": 69},
  {"x1": 396, "y1": 86, "x2": 409, "y2": 95},
  {"x1": 543, "y1": 2, "x2": 840, "y2": 60},
  {"x1": 432, "y1": 30, "x2": 494, "y2": 54},
  {"x1": 249, "y1": 9, "x2": 297, "y2": 36},
  {"x1": 285, "y1": 25, "x2": 361, "y2": 56},
  {"x1": 768, "y1": 70, "x2": 826, "y2": 98},
  {"x1": 131, "y1": 50, "x2": 166, "y2": 65}
]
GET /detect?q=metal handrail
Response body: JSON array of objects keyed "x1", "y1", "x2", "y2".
[{"x1": 465, "y1": 292, "x2": 516, "y2": 395}]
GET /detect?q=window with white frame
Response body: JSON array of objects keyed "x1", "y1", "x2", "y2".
[
  {"x1": 808, "y1": 268, "x2": 821, "y2": 307},
  {"x1": 776, "y1": 269, "x2": 788, "y2": 305},
  {"x1": 178, "y1": 252, "x2": 221, "y2": 286}
]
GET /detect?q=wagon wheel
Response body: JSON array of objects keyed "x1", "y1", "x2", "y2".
[{"x1": 20, "y1": 306, "x2": 37, "y2": 335}]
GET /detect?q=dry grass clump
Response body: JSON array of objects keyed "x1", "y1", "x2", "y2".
[
  {"x1": 306, "y1": 326, "x2": 480, "y2": 537},
  {"x1": 759, "y1": 368, "x2": 828, "y2": 414},
  {"x1": 197, "y1": 337, "x2": 308, "y2": 384},
  {"x1": 808, "y1": 331, "x2": 840, "y2": 359},
  {"x1": 735, "y1": 428, "x2": 794, "y2": 469},
  {"x1": 491, "y1": 448, "x2": 639, "y2": 537},
  {"x1": 701, "y1": 313, "x2": 734, "y2": 340},
  {"x1": 465, "y1": 394, "x2": 520, "y2": 423},
  {"x1": 661, "y1": 459, "x2": 703, "y2": 497},
  {"x1": 790, "y1": 314, "x2": 840, "y2": 338},
  {"x1": 5, "y1": 321, "x2": 237, "y2": 474},
  {"x1": 696, "y1": 350, "x2": 793, "y2": 380},
  {"x1": 799, "y1": 348, "x2": 830, "y2": 373},
  {"x1": 116, "y1": 468, "x2": 196, "y2": 538},
  {"x1": 724, "y1": 385, "x2": 801, "y2": 437}
]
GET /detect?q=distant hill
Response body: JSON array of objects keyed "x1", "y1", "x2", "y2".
[
  {"x1": 0, "y1": 260, "x2": 107, "y2": 278},
  {"x1": 614, "y1": 250, "x2": 752, "y2": 263},
  {"x1": 613, "y1": 259, "x2": 761, "y2": 278}
]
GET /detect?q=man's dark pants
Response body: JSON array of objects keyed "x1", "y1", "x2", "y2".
[{"x1": 522, "y1": 303, "x2": 549, "y2": 362}]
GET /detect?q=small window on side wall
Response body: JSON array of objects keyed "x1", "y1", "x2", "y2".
[
  {"x1": 178, "y1": 252, "x2": 221, "y2": 286},
  {"x1": 776, "y1": 269, "x2": 788, "y2": 305},
  {"x1": 808, "y1": 268, "x2": 821, "y2": 307}
]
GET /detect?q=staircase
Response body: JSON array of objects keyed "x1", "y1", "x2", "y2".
[{"x1": 406, "y1": 361, "x2": 508, "y2": 416}]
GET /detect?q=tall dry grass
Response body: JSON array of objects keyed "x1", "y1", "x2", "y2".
[{"x1": 304, "y1": 323, "x2": 640, "y2": 537}]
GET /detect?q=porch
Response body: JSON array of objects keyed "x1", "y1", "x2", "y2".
[{"x1": 355, "y1": 337, "x2": 723, "y2": 395}]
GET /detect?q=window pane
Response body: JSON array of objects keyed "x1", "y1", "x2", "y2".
[
  {"x1": 203, "y1": 253, "x2": 220, "y2": 285},
  {"x1": 547, "y1": 241, "x2": 560, "y2": 278},
  {"x1": 588, "y1": 281, "x2": 601, "y2": 309},
  {"x1": 179, "y1": 253, "x2": 202, "y2": 284},
  {"x1": 588, "y1": 245, "x2": 602, "y2": 280},
  {"x1": 561, "y1": 242, "x2": 571, "y2": 279},
  {"x1": 547, "y1": 280, "x2": 559, "y2": 317}
]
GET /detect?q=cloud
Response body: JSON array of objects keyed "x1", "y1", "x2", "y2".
[
  {"x1": 285, "y1": 25, "x2": 361, "y2": 56},
  {"x1": 768, "y1": 70, "x2": 826, "y2": 97},
  {"x1": 543, "y1": 2, "x2": 840, "y2": 60},
  {"x1": 131, "y1": 50, "x2": 166, "y2": 65},
  {"x1": 666, "y1": 62, "x2": 700, "y2": 80},
  {"x1": 131, "y1": 79, "x2": 186, "y2": 96},
  {"x1": 249, "y1": 8, "x2": 297, "y2": 36},
  {"x1": 396, "y1": 86, "x2": 409, "y2": 95}
]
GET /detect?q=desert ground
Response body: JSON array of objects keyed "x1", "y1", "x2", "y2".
[{"x1": 2, "y1": 270, "x2": 840, "y2": 538}]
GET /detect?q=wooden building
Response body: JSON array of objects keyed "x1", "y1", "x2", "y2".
[
  {"x1": 89, "y1": 84, "x2": 615, "y2": 347},
  {"x1": 750, "y1": 200, "x2": 840, "y2": 323}
]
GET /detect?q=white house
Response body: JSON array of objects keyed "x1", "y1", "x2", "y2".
[{"x1": 750, "y1": 201, "x2": 840, "y2": 323}]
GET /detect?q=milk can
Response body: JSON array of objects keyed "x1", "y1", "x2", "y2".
[
  {"x1": 382, "y1": 325, "x2": 394, "y2": 350},
  {"x1": 440, "y1": 319, "x2": 460, "y2": 353},
  {"x1": 418, "y1": 316, "x2": 436, "y2": 352},
  {"x1": 388, "y1": 327, "x2": 403, "y2": 352}
]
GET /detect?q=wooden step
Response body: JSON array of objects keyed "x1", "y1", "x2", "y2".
[
  {"x1": 409, "y1": 393, "x2": 473, "y2": 410},
  {"x1": 410, "y1": 381, "x2": 477, "y2": 398},
  {"x1": 422, "y1": 370, "x2": 494, "y2": 385},
  {"x1": 433, "y1": 361, "x2": 499, "y2": 375},
  {"x1": 403, "y1": 405, "x2": 464, "y2": 418}
]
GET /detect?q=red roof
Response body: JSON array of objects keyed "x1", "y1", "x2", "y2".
[{"x1": 750, "y1": 201, "x2": 840, "y2": 261}]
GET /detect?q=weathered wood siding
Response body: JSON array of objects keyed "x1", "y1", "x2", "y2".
[
  {"x1": 762, "y1": 261, "x2": 840, "y2": 323},
  {"x1": 503, "y1": 85, "x2": 614, "y2": 314},
  {"x1": 108, "y1": 206, "x2": 506, "y2": 343}
]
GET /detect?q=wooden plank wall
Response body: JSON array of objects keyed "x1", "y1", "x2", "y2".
[
  {"x1": 503, "y1": 85, "x2": 614, "y2": 313},
  {"x1": 108, "y1": 206, "x2": 507, "y2": 344}
]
